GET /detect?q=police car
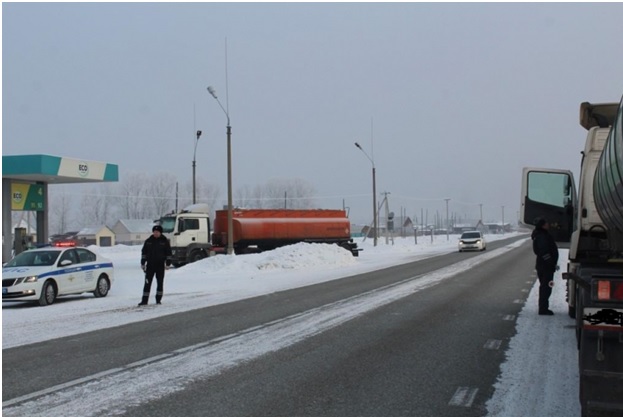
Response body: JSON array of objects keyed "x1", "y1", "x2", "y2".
[{"x1": 2, "y1": 246, "x2": 114, "y2": 306}]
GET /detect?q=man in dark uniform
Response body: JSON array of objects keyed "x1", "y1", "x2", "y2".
[
  {"x1": 531, "y1": 217, "x2": 559, "y2": 315},
  {"x1": 139, "y1": 225, "x2": 173, "y2": 306}
]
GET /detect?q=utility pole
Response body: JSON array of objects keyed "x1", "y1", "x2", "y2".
[
  {"x1": 382, "y1": 191, "x2": 391, "y2": 244},
  {"x1": 479, "y1": 203, "x2": 483, "y2": 224},
  {"x1": 502, "y1": 205, "x2": 505, "y2": 235},
  {"x1": 444, "y1": 198, "x2": 450, "y2": 241}
]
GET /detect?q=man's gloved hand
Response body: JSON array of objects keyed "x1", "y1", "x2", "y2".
[
  {"x1": 549, "y1": 280, "x2": 555, "y2": 288},
  {"x1": 141, "y1": 264, "x2": 146, "y2": 272},
  {"x1": 555, "y1": 265, "x2": 560, "y2": 271}
]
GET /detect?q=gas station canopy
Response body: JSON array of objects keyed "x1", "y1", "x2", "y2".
[
  {"x1": 2, "y1": 154, "x2": 119, "y2": 262},
  {"x1": 3, "y1": 154, "x2": 118, "y2": 184}
]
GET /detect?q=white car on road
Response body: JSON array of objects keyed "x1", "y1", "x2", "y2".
[
  {"x1": 2, "y1": 246, "x2": 114, "y2": 306},
  {"x1": 458, "y1": 231, "x2": 487, "y2": 252}
]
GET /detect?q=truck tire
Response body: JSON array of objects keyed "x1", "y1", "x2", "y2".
[{"x1": 189, "y1": 249, "x2": 206, "y2": 263}]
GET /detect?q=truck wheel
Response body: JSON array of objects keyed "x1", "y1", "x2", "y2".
[
  {"x1": 38, "y1": 280, "x2": 56, "y2": 306},
  {"x1": 189, "y1": 250, "x2": 206, "y2": 263}
]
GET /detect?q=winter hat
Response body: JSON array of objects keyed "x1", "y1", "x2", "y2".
[
  {"x1": 152, "y1": 225, "x2": 164, "y2": 233},
  {"x1": 534, "y1": 217, "x2": 548, "y2": 228}
]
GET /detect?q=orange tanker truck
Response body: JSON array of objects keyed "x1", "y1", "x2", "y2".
[{"x1": 158, "y1": 204, "x2": 360, "y2": 265}]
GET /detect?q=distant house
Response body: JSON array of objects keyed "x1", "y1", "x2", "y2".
[
  {"x1": 453, "y1": 223, "x2": 477, "y2": 234},
  {"x1": 484, "y1": 222, "x2": 512, "y2": 234},
  {"x1": 111, "y1": 219, "x2": 155, "y2": 245},
  {"x1": 76, "y1": 225, "x2": 115, "y2": 247}
]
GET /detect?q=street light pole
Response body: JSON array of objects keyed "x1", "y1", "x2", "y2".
[
  {"x1": 502, "y1": 205, "x2": 505, "y2": 235},
  {"x1": 355, "y1": 142, "x2": 377, "y2": 246},
  {"x1": 207, "y1": 86, "x2": 234, "y2": 255},
  {"x1": 444, "y1": 198, "x2": 450, "y2": 241},
  {"x1": 479, "y1": 203, "x2": 483, "y2": 224},
  {"x1": 192, "y1": 130, "x2": 202, "y2": 204}
]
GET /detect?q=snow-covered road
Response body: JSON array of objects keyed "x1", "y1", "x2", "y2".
[{"x1": 2, "y1": 234, "x2": 581, "y2": 416}]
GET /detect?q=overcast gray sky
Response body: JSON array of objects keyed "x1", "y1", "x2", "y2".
[{"x1": 3, "y1": 2, "x2": 623, "y2": 225}]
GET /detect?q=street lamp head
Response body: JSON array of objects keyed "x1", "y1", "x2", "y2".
[
  {"x1": 196, "y1": 130, "x2": 202, "y2": 139},
  {"x1": 207, "y1": 86, "x2": 218, "y2": 99},
  {"x1": 354, "y1": 142, "x2": 361, "y2": 149}
]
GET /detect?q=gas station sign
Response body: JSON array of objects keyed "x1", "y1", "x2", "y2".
[{"x1": 11, "y1": 183, "x2": 44, "y2": 211}]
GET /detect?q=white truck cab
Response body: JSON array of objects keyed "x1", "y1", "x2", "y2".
[{"x1": 159, "y1": 204, "x2": 212, "y2": 266}]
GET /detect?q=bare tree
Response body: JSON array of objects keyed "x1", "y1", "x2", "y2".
[
  {"x1": 234, "y1": 184, "x2": 256, "y2": 208},
  {"x1": 77, "y1": 184, "x2": 114, "y2": 227},
  {"x1": 145, "y1": 172, "x2": 177, "y2": 218},
  {"x1": 179, "y1": 178, "x2": 222, "y2": 212},
  {"x1": 116, "y1": 172, "x2": 148, "y2": 219},
  {"x1": 261, "y1": 178, "x2": 317, "y2": 209},
  {"x1": 49, "y1": 187, "x2": 74, "y2": 234}
]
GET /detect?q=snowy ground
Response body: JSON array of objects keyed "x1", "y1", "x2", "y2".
[{"x1": 1, "y1": 233, "x2": 580, "y2": 416}]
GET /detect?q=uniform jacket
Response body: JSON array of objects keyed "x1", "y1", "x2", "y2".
[
  {"x1": 141, "y1": 235, "x2": 173, "y2": 267},
  {"x1": 531, "y1": 227, "x2": 559, "y2": 273}
]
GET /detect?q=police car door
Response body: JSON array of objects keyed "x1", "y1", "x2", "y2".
[
  {"x1": 57, "y1": 249, "x2": 84, "y2": 294},
  {"x1": 75, "y1": 248, "x2": 98, "y2": 291}
]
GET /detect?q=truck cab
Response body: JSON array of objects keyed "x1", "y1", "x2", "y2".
[{"x1": 159, "y1": 204, "x2": 212, "y2": 266}]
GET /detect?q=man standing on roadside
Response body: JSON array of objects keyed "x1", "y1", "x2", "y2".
[
  {"x1": 139, "y1": 225, "x2": 172, "y2": 306},
  {"x1": 531, "y1": 217, "x2": 559, "y2": 316}
]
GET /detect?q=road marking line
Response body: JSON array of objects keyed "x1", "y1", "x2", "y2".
[
  {"x1": 449, "y1": 386, "x2": 478, "y2": 407},
  {"x1": 513, "y1": 299, "x2": 524, "y2": 304},
  {"x1": 503, "y1": 314, "x2": 516, "y2": 321},
  {"x1": 484, "y1": 339, "x2": 502, "y2": 350}
]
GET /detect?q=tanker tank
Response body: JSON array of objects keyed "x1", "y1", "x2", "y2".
[{"x1": 593, "y1": 97, "x2": 623, "y2": 236}]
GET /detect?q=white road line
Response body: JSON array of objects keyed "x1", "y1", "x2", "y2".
[
  {"x1": 449, "y1": 386, "x2": 479, "y2": 407},
  {"x1": 3, "y1": 242, "x2": 524, "y2": 417},
  {"x1": 503, "y1": 314, "x2": 516, "y2": 321},
  {"x1": 484, "y1": 339, "x2": 503, "y2": 350}
]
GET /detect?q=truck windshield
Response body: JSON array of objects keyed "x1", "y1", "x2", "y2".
[{"x1": 159, "y1": 217, "x2": 176, "y2": 233}]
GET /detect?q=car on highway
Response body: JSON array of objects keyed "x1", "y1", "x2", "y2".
[
  {"x1": 458, "y1": 230, "x2": 487, "y2": 252},
  {"x1": 2, "y1": 246, "x2": 114, "y2": 306}
]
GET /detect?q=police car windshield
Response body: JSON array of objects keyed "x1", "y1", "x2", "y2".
[
  {"x1": 159, "y1": 217, "x2": 176, "y2": 233},
  {"x1": 4, "y1": 250, "x2": 61, "y2": 267}
]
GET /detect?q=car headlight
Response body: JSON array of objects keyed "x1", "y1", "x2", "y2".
[{"x1": 24, "y1": 276, "x2": 38, "y2": 283}]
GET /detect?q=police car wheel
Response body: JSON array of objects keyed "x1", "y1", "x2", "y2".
[
  {"x1": 38, "y1": 281, "x2": 56, "y2": 306},
  {"x1": 93, "y1": 275, "x2": 110, "y2": 298}
]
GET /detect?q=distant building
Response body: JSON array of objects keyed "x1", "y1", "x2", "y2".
[
  {"x1": 111, "y1": 219, "x2": 155, "y2": 245},
  {"x1": 452, "y1": 223, "x2": 477, "y2": 234},
  {"x1": 76, "y1": 225, "x2": 115, "y2": 247},
  {"x1": 484, "y1": 222, "x2": 512, "y2": 234}
]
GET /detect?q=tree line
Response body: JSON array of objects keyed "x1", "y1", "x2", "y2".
[{"x1": 43, "y1": 172, "x2": 317, "y2": 234}]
